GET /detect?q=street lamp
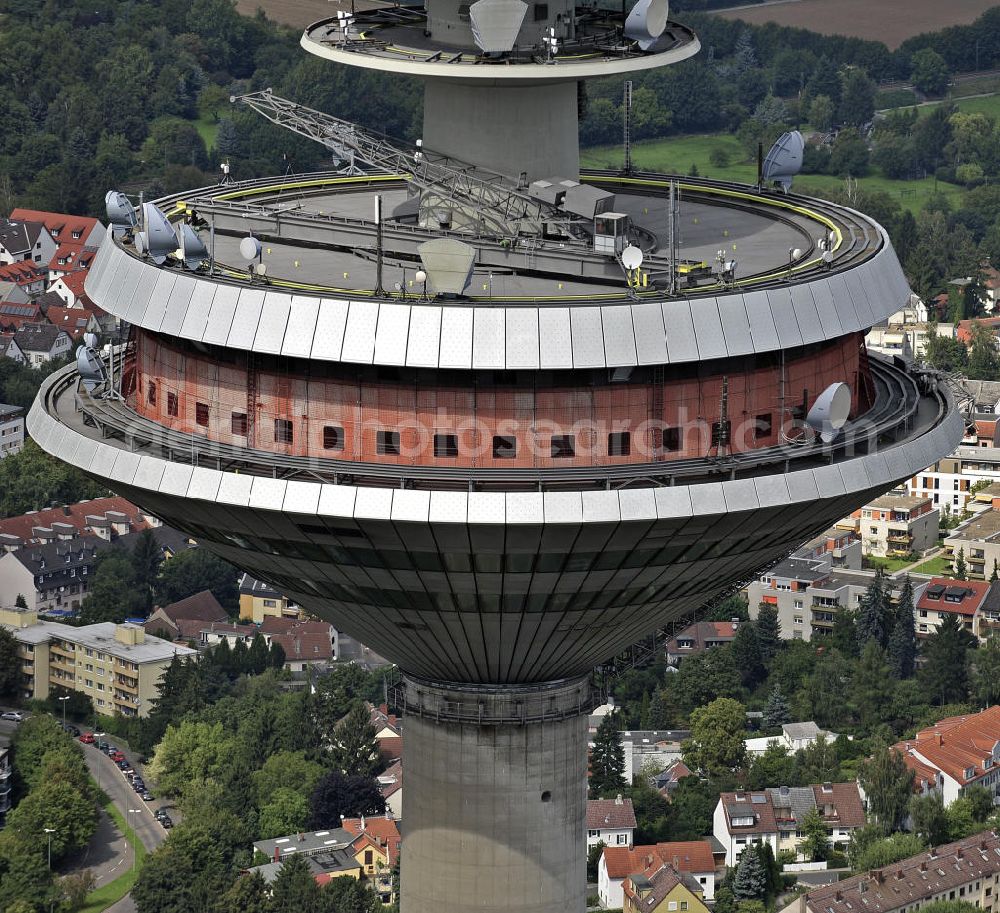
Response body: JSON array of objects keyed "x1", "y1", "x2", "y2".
[
  {"x1": 128, "y1": 809, "x2": 142, "y2": 873},
  {"x1": 43, "y1": 827, "x2": 56, "y2": 870},
  {"x1": 57, "y1": 694, "x2": 70, "y2": 729},
  {"x1": 93, "y1": 732, "x2": 106, "y2": 791}
]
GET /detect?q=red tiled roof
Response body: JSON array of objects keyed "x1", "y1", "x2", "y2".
[
  {"x1": 894, "y1": 705, "x2": 1000, "y2": 786},
  {"x1": 587, "y1": 798, "x2": 637, "y2": 831},
  {"x1": 259, "y1": 616, "x2": 331, "y2": 636},
  {"x1": 378, "y1": 759, "x2": 402, "y2": 799},
  {"x1": 342, "y1": 816, "x2": 401, "y2": 866},
  {"x1": 0, "y1": 262, "x2": 45, "y2": 286},
  {"x1": 623, "y1": 862, "x2": 684, "y2": 911},
  {"x1": 268, "y1": 630, "x2": 333, "y2": 661},
  {"x1": 0, "y1": 497, "x2": 153, "y2": 543},
  {"x1": 8, "y1": 209, "x2": 100, "y2": 244},
  {"x1": 719, "y1": 792, "x2": 778, "y2": 835},
  {"x1": 43, "y1": 305, "x2": 92, "y2": 338},
  {"x1": 666, "y1": 621, "x2": 738, "y2": 654},
  {"x1": 811, "y1": 782, "x2": 866, "y2": 829},
  {"x1": 957, "y1": 318, "x2": 1000, "y2": 344},
  {"x1": 161, "y1": 590, "x2": 227, "y2": 624},
  {"x1": 378, "y1": 736, "x2": 402, "y2": 762},
  {"x1": 603, "y1": 841, "x2": 715, "y2": 880},
  {"x1": 916, "y1": 578, "x2": 992, "y2": 617}
]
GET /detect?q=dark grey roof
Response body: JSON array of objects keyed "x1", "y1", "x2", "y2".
[
  {"x1": 0, "y1": 221, "x2": 41, "y2": 257},
  {"x1": 769, "y1": 557, "x2": 829, "y2": 582},
  {"x1": 0, "y1": 402, "x2": 22, "y2": 419},
  {"x1": 13, "y1": 323, "x2": 68, "y2": 352},
  {"x1": 766, "y1": 786, "x2": 816, "y2": 827}
]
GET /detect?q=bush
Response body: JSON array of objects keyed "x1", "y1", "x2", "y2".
[{"x1": 709, "y1": 147, "x2": 731, "y2": 168}]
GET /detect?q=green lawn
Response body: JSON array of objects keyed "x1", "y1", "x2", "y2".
[
  {"x1": 864, "y1": 555, "x2": 919, "y2": 573},
  {"x1": 78, "y1": 791, "x2": 148, "y2": 913},
  {"x1": 192, "y1": 116, "x2": 220, "y2": 152},
  {"x1": 581, "y1": 133, "x2": 967, "y2": 213},
  {"x1": 909, "y1": 555, "x2": 954, "y2": 576}
]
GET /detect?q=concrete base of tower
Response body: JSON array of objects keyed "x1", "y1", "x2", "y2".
[
  {"x1": 422, "y1": 80, "x2": 580, "y2": 181},
  {"x1": 397, "y1": 675, "x2": 591, "y2": 913}
]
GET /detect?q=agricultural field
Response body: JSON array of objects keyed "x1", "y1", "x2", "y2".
[
  {"x1": 580, "y1": 132, "x2": 968, "y2": 213},
  {"x1": 714, "y1": 0, "x2": 1000, "y2": 50}
]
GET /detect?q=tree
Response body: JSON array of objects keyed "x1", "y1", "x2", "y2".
[
  {"x1": 14, "y1": 593, "x2": 27, "y2": 609},
  {"x1": 839, "y1": 68, "x2": 876, "y2": 128},
  {"x1": 156, "y1": 548, "x2": 239, "y2": 610},
  {"x1": 731, "y1": 623, "x2": 765, "y2": 687},
  {"x1": 146, "y1": 720, "x2": 232, "y2": 797},
  {"x1": 848, "y1": 826, "x2": 927, "y2": 872},
  {"x1": 748, "y1": 742, "x2": 797, "y2": 790},
  {"x1": 247, "y1": 632, "x2": 269, "y2": 676},
  {"x1": 923, "y1": 330, "x2": 969, "y2": 372},
  {"x1": 590, "y1": 713, "x2": 627, "y2": 796},
  {"x1": 763, "y1": 684, "x2": 790, "y2": 731},
  {"x1": 131, "y1": 529, "x2": 163, "y2": 612},
  {"x1": 857, "y1": 571, "x2": 890, "y2": 651},
  {"x1": 587, "y1": 840, "x2": 606, "y2": 881},
  {"x1": 328, "y1": 703, "x2": 383, "y2": 780},
  {"x1": 4, "y1": 779, "x2": 97, "y2": 860},
  {"x1": 955, "y1": 547, "x2": 968, "y2": 580},
  {"x1": 970, "y1": 635, "x2": 1000, "y2": 707},
  {"x1": 213, "y1": 871, "x2": 271, "y2": 913},
  {"x1": 259, "y1": 787, "x2": 310, "y2": 839},
  {"x1": 756, "y1": 604, "x2": 781, "y2": 659},
  {"x1": 308, "y1": 771, "x2": 386, "y2": 829},
  {"x1": 888, "y1": 576, "x2": 917, "y2": 679},
  {"x1": 732, "y1": 846, "x2": 767, "y2": 900},
  {"x1": 252, "y1": 751, "x2": 325, "y2": 806},
  {"x1": 269, "y1": 640, "x2": 287, "y2": 670},
  {"x1": 830, "y1": 128, "x2": 871, "y2": 177},
  {"x1": 132, "y1": 843, "x2": 196, "y2": 913},
  {"x1": 920, "y1": 613, "x2": 975, "y2": 705},
  {"x1": 909, "y1": 793, "x2": 949, "y2": 845},
  {"x1": 852, "y1": 642, "x2": 893, "y2": 734},
  {"x1": 858, "y1": 740, "x2": 915, "y2": 832},
  {"x1": 0, "y1": 626, "x2": 18, "y2": 698},
  {"x1": 911, "y1": 48, "x2": 950, "y2": 96},
  {"x1": 683, "y1": 698, "x2": 747, "y2": 779},
  {"x1": 809, "y1": 95, "x2": 835, "y2": 132},
  {"x1": 800, "y1": 806, "x2": 830, "y2": 862},
  {"x1": 78, "y1": 550, "x2": 144, "y2": 624},
  {"x1": 61, "y1": 870, "x2": 97, "y2": 913},
  {"x1": 0, "y1": 440, "x2": 105, "y2": 516}
]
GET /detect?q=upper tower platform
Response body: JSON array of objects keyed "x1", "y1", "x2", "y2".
[{"x1": 301, "y1": 1, "x2": 699, "y2": 178}]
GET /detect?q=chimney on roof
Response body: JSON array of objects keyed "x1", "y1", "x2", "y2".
[
  {"x1": 731, "y1": 617, "x2": 739, "y2": 630},
  {"x1": 823, "y1": 781, "x2": 833, "y2": 793},
  {"x1": 835, "y1": 892, "x2": 843, "y2": 902},
  {"x1": 298, "y1": 833, "x2": 304, "y2": 842},
  {"x1": 361, "y1": 815, "x2": 366, "y2": 831},
  {"x1": 615, "y1": 794, "x2": 624, "y2": 805},
  {"x1": 274, "y1": 847, "x2": 280, "y2": 862}
]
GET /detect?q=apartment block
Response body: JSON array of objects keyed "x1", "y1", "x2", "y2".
[
  {"x1": 847, "y1": 494, "x2": 939, "y2": 558},
  {"x1": 238, "y1": 573, "x2": 304, "y2": 624},
  {"x1": 945, "y1": 508, "x2": 1000, "y2": 581},
  {"x1": 782, "y1": 830, "x2": 1000, "y2": 913},
  {"x1": 906, "y1": 447, "x2": 1000, "y2": 514},
  {"x1": 915, "y1": 578, "x2": 995, "y2": 640},
  {"x1": 0, "y1": 607, "x2": 195, "y2": 717},
  {"x1": 0, "y1": 404, "x2": 24, "y2": 459}
]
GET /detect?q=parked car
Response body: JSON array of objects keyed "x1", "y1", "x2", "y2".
[
  {"x1": 110, "y1": 751, "x2": 125, "y2": 763},
  {"x1": 78, "y1": 732, "x2": 95, "y2": 744},
  {"x1": 1, "y1": 712, "x2": 24, "y2": 722},
  {"x1": 105, "y1": 745, "x2": 118, "y2": 755},
  {"x1": 141, "y1": 791, "x2": 154, "y2": 801},
  {"x1": 67, "y1": 725, "x2": 80, "y2": 737},
  {"x1": 160, "y1": 816, "x2": 173, "y2": 829},
  {"x1": 154, "y1": 808, "x2": 169, "y2": 821},
  {"x1": 132, "y1": 781, "x2": 145, "y2": 793},
  {"x1": 96, "y1": 740, "x2": 108, "y2": 751},
  {"x1": 117, "y1": 760, "x2": 131, "y2": 771}
]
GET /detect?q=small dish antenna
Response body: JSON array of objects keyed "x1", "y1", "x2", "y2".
[
  {"x1": 136, "y1": 202, "x2": 177, "y2": 265},
  {"x1": 76, "y1": 340, "x2": 107, "y2": 393},
  {"x1": 621, "y1": 245, "x2": 643, "y2": 270},
  {"x1": 240, "y1": 235, "x2": 263, "y2": 262},
  {"x1": 178, "y1": 223, "x2": 209, "y2": 271},
  {"x1": 762, "y1": 131, "x2": 805, "y2": 192},
  {"x1": 806, "y1": 382, "x2": 851, "y2": 443},
  {"x1": 470, "y1": 0, "x2": 528, "y2": 53},
  {"x1": 624, "y1": 0, "x2": 668, "y2": 51},
  {"x1": 105, "y1": 191, "x2": 137, "y2": 237}
]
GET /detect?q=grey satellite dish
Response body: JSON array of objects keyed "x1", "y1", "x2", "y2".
[
  {"x1": 83, "y1": 332, "x2": 98, "y2": 350},
  {"x1": 762, "y1": 131, "x2": 805, "y2": 192},
  {"x1": 621, "y1": 245, "x2": 643, "y2": 270},
  {"x1": 469, "y1": 0, "x2": 528, "y2": 53},
  {"x1": 134, "y1": 232, "x2": 147, "y2": 256},
  {"x1": 806, "y1": 382, "x2": 851, "y2": 443},
  {"x1": 105, "y1": 191, "x2": 137, "y2": 236},
  {"x1": 142, "y1": 202, "x2": 177, "y2": 265},
  {"x1": 417, "y1": 239, "x2": 477, "y2": 296},
  {"x1": 624, "y1": 0, "x2": 668, "y2": 51},
  {"x1": 178, "y1": 223, "x2": 209, "y2": 271},
  {"x1": 76, "y1": 344, "x2": 107, "y2": 393},
  {"x1": 240, "y1": 236, "x2": 263, "y2": 262}
]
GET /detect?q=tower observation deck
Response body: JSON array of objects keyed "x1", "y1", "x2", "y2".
[{"x1": 31, "y1": 2, "x2": 960, "y2": 912}]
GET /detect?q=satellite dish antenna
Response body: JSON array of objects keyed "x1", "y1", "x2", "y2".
[
  {"x1": 178, "y1": 223, "x2": 209, "y2": 271},
  {"x1": 417, "y1": 239, "x2": 476, "y2": 297},
  {"x1": 83, "y1": 332, "x2": 98, "y2": 350},
  {"x1": 134, "y1": 232, "x2": 147, "y2": 256},
  {"x1": 141, "y1": 202, "x2": 176, "y2": 265},
  {"x1": 806, "y1": 382, "x2": 851, "y2": 443},
  {"x1": 762, "y1": 131, "x2": 805, "y2": 192},
  {"x1": 621, "y1": 245, "x2": 643, "y2": 270},
  {"x1": 105, "y1": 191, "x2": 137, "y2": 236},
  {"x1": 76, "y1": 343, "x2": 107, "y2": 393},
  {"x1": 624, "y1": 0, "x2": 668, "y2": 51},
  {"x1": 469, "y1": 0, "x2": 528, "y2": 53},
  {"x1": 240, "y1": 235, "x2": 263, "y2": 262}
]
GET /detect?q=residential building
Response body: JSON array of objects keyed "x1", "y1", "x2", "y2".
[
  {"x1": 0, "y1": 745, "x2": 10, "y2": 828},
  {"x1": 198, "y1": 621, "x2": 257, "y2": 647},
  {"x1": 847, "y1": 495, "x2": 938, "y2": 558},
  {"x1": 622, "y1": 862, "x2": 710, "y2": 913},
  {"x1": 781, "y1": 830, "x2": 1000, "y2": 913},
  {"x1": 894, "y1": 706, "x2": 1000, "y2": 807},
  {"x1": 749, "y1": 560, "x2": 913, "y2": 642},
  {"x1": 0, "y1": 403, "x2": 24, "y2": 458},
  {"x1": 0, "y1": 606, "x2": 195, "y2": 716},
  {"x1": 0, "y1": 497, "x2": 159, "y2": 551},
  {"x1": 43, "y1": 304, "x2": 99, "y2": 341},
  {"x1": 367, "y1": 703, "x2": 402, "y2": 765},
  {"x1": 262, "y1": 618, "x2": 338, "y2": 671},
  {"x1": 945, "y1": 509, "x2": 1000, "y2": 581},
  {"x1": 915, "y1": 578, "x2": 993, "y2": 639},
  {"x1": 143, "y1": 590, "x2": 228, "y2": 642},
  {"x1": 906, "y1": 446, "x2": 1000, "y2": 514},
  {"x1": 0, "y1": 261, "x2": 47, "y2": 300},
  {"x1": 587, "y1": 796, "x2": 637, "y2": 851},
  {"x1": 619, "y1": 730, "x2": 690, "y2": 783},
  {"x1": 48, "y1": 272, "x2": 96, "y2": 310},
  {"x1": 238, "y1": 573, "x2": 304, "y2": 623},
  {"x1": 378, "y1": 759, "x2": 403, "y2": 819},
  {"x1": 12, "y1": 323, "x2": 72, "y2": 366},
  {"x1": 248, "y1": 851, "x2": 361, "y2": 887},
  {"x1": 0, "y1": 302, "x2": 44, "y2": 332},
  {"x1": 0, "y1": 338, "x2": 25, "y2": 364},
  {"x1": 0, "y1": 218, "x2": 56, "y2": 267},
  {"x1": 599, "y1": 839, "x2": 717, "y2": 908},
  {"x1": 665, "y1": 621, "x2": 738, "y2": 666},
  {"x1": 713, "y1": 783, "x2": 866, "y2": 867},
  {"x1": 6, "y1": 209, "x2": 103, "y2": 281},
  {"x1": 651, "y1": 759, "x2": 693, "y2": 798},
  {"x1": 745, "y1": 722, "x2": 838, "y2": 757}
]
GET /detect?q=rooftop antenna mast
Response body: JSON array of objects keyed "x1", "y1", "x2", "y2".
[
  {"x1": 667, "y1": 180, "x2": 680, "y2": 295},
  {"x1": 374, "y1": 194, "x2": 385, "y2": 297},
  {"x1": 623, "y1": 80, "x2": 633, "y2": 175}
]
